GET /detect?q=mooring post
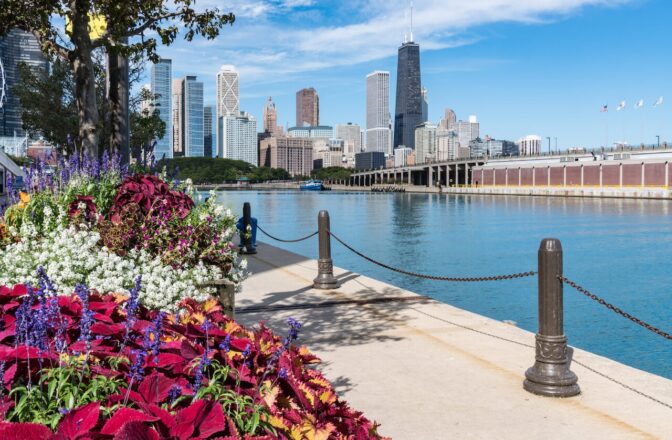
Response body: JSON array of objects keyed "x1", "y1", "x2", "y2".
[
  {"x1": 313, "y1": 210, "x2": 339, "y2": 289},
  {"x1": 240, "y1": 202, "x2": 257, "y2": 255},
  {"x1": 524, "y1": 238, "x2": 580, "y2": 397}
]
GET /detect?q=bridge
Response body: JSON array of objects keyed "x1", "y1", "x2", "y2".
[{"x1": 342, "y1": 158, "x2": 486, "y2": 187}]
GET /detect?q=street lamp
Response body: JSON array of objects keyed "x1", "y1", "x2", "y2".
[
  {"x1": 546, "y1": 137, "x2": 551, "y2": 155},
  {"x1": 656, "y1": 135, "x2": 660, "y2": 148}
]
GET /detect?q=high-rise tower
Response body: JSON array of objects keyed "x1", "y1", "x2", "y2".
[
  {"x1": 393, "y1": 9, "x2": 422, "y2": 151},
  {"x1": 0, "y1": 30, "x2": 49, "y2": 137},
  {"x1": 366, "y1": 71, "x2": 391, "y2": 154},
  {"x1": 216, "y1": 65, "x2": 239, "y2": 118},
  {"x1": 182, "y1": 76, "x2": 204, "y2": 157},
  {"x1": 263, "y1": 96, "x2": 278, "y2": 135},
  {"x1": 296, "y1": 88, "x2": 319, "y2": 127},
  {"x1": 151, "y1": 58, "x2": 173, "y2": 160}
]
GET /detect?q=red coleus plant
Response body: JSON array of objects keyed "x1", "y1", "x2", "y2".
[
  {"x1": 108, "y1": 174, "x2": 194, "y2": 222},
  {"x1": 67, "y1": 195, "x2": 98, "y2": 222},
  {"x1": 0, "y1": 278, "x2": 387, "y2": 439}
]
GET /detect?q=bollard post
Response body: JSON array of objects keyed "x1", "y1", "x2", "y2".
[
  {"x1": 313, "y1": 210, "x2": 339, "y2": 289},
  {"x1": 240, "y1": 202, "x2": 257, "y2": 255},
  {"x1": 524, "y1": 238, "x2": 580, "y2": 397}
]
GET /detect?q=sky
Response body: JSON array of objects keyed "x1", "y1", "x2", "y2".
[{"x1": 155, "y1": 0, "x2": 672, "y2": 150}]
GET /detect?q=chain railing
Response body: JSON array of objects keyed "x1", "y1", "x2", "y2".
[
  {"x1": 328, "y1": 230, "x2": 537, "y2": 282},
  {"x1": 257, "y1": 224, "x2": 318, "y2": 243},
  {"x1": 241, "y1": 203, "x2": 671, "y2": 403},
  {"x1": 561, "y1": 276, "x2": 672, "y2": 341}
]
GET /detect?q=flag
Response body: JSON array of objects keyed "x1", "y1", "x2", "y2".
[
  {"x1": 617, "y1": 101, "x2": 626, "y2": 111},
  {"x1": 654, "y1": 96, "x2": 664, "y2": 106},
  {"x1": 635, "y1": 99, "x2": 644, "y2": 109},
  {"x1": 600, "y1": 104, "x2": 608, "y2": 113}
]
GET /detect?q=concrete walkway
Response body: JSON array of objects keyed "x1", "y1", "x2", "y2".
[{"x1": 237, "y1": 243, "x2": 672, "y2": 439}]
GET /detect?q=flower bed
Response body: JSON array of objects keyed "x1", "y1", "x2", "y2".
[
  {"x1": 1, "y1": 155, "x2": 245, "y2": 311},
  {"x1": 0, "y1": 275, "x2": 385, "y2": 438}
]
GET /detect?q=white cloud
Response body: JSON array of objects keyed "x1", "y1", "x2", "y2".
[{"x1": 164, "y1": 0, "x2": 634, "y2": 86}]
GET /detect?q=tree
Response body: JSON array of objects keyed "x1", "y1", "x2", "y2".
[
  {"x1": 12, "y1": 60, "x2": 78, "y2": 151},
  {"x1": 13, "y1": 51, "x2": 147, "y2": 156},
  {"x1": 130, "y1": 88, "x2": 165, "y2": 168},
  {"x1": 0, "y1": 1, "x2": 234, "y2": 157}
]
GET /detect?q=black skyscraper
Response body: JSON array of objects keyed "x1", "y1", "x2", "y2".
[{"x1": 393, "y1": 41, "x2": 422, "y2": 150}]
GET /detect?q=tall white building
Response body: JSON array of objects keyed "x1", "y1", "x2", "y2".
[
  {"x1": 216, "y1": 65, "x2": 239, "y2": 118},
  {"x1": 517, "y1": 135, "x2": 542, "y2": 156},
  {"x1": 436, "y1": 129, "x2": 459, "y2": 161},
  {"x1": 150, "y1": 59, "x2": 172, "y2": 159},
  {"x1": 414, "y1": 122, "x2": 437, "y2": 164},
  {"x1": 366, "y1": 71, "x2": 391, "y2": 154},
  {"x1": 455, "y1": 115, "x2": 480, "y2": 148},
  {"x1": 219, "y1": 111, "x2": 257, "y2": 166}
]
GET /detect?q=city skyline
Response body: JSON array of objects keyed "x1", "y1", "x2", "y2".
[{"x1": 153, "y1": 0, "x2": 672, "y2": 149}]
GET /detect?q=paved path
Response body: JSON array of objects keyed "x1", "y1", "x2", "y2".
[{"x1": 237, "y1": 243, "x2": 672, "y2": 439}]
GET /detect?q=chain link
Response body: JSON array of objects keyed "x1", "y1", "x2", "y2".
[
  {"x1": 256, "y1": 224, "x2": 318, "y2": 243},
  {"x1": 560, "y1": 276, "x2": 672, "y2": 341},
  {"x1": 328, "y1": 230, "x2": 536, "y2": 282}
]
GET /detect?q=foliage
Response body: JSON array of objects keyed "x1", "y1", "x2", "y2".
[
  {"x1": 130, "y1": 92, "x2": 166, "y2": 167},
  {"x1": 158, "y1": 157, "x2": 291, "y2": 184},
  {"x1": 311, "y1": 166, "x2": 354, "y2": 181},
  {"x1": 108, "y1": 174, "x2": 194, "y2": 220},
  {"x1": 12, "y1": 60, "x2": 79, "y2": 150},
  {"x1": 1, "y1": 158, "x2": 245, "y2": 310},
  {"x1": 0, "y1": 0, "x2": 234, "y2": 155},
  {"x1": 8, "y1": 359, "x2": 125, "y2": 429},
  {"x1": 0, "y1": 280, "x2": 386, "y2": 439}
]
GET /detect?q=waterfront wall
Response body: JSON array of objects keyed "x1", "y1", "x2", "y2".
[{"x1": 473, "y1": 158, "x2": 671, "y2": 188}]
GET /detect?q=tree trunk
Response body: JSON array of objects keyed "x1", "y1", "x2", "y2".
[
  {"x1": 107, "y1": 38, "x2": 129, "y2": 164},
  {"x1": 69, "y1": 4, "x2": 99, "y2": 158}
]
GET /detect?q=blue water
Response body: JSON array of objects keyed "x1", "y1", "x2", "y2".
[{"x1": 215, "y1": 190, "x2": 672, "y2": 379}]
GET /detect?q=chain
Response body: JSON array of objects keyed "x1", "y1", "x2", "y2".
[
  {"x1": 256, "y1": 224, "x2": 318, "y2": 243},
  {"x1": 560, "y1": 276, "x2": 672, "y2": 341},
  {"x1": 571, "y1": 359, "x2": 672, "y2": 410},
  {"x1": 410, "y1": 307, "x2": 672, "y2": 411},
  {"x1": 328, "y1": 230, "x2": 537, "y2": 282}
]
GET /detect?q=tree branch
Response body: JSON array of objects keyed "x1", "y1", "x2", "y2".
[{"x1": 91, "y1": 11, "x2": 184, "y2": 48}]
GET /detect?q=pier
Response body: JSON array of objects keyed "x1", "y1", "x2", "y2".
[{"x1": 238, "y1": 242, "x2": 672, "y2": 438}]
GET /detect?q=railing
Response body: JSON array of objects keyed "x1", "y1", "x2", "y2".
[{"x1": 239, "y1": 203, "x2": 671, "y2": 406}]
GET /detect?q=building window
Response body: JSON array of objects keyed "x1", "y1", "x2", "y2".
[{"x1": 0, "y1": 168, "x2": 5, "y2": 195}]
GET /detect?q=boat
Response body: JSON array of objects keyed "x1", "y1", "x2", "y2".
[{"x1": 300, "y1": 179, "x2": 325, "y2": 191}]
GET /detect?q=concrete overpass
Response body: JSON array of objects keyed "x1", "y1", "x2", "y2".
[{"x1": 341, "y1": 158, "x2": 487, "y2": 187}]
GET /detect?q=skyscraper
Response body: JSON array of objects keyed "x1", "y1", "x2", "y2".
[
  {"x1": 393, "y1": 39, "x2": 422, "y2": 150},
  {"x1": 219, "y1": 111, "x2": 257, "y2": 166},
  {"x1": 421, "y1": 87, "x2": 428, "y2": 122},
  {"x1": 335, "y1": 123, "x2": 361, "y2": 154},
  {"x1": 171, "y1": 79, "x2": 183, "y2": 157},
  {"x1": 296, "y1": 88, "x2": 319, "y2": 127},
  {"x1": 455, "y1": 115, "x2": 480, "y2": 148},
  {"x1": 0, "y1": 30, "x2": 49, "y2": 137},
  {"x1": 414, "y1": 122, "x2": 437, "y2": 164},
  {"x1": 151, "y1": 59, "x2": 173, "y2": 160},
  {"x1": 182, "y1": 76, "x2": 204, "y2": 157},
  {"x1": 438, "y1": 108, "x2": 457, "y2": 130},
  {"x1": 216, "y1": 65, "x2": 239, "y2": 118},
  {"x1": 366, "y1": 71, "x2": 391, "y2": 154},
  {"x1": 203, "y1": 106, "x2": 213, "y2": 158},
  {"x1": 263, "y1": 96, "x2": 283, "y2": 136}
]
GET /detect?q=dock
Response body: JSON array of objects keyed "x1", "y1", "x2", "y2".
[{"x1": 237, "y1": 243, "x2": 672, "y2": 439}]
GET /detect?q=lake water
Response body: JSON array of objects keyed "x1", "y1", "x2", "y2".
[{"x1": 214, "y1": 190, "x2": 672, "y2": 380}]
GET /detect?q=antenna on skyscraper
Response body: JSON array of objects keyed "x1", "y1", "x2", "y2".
[{"x1": 409, "y1": 1, "x2": 414, "y2": 42}]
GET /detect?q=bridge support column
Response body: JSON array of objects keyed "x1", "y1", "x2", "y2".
[{"x1": 428, "y1": 166, "x2": 433, "y2": 187}]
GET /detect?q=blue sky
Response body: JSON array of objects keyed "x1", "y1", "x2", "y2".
[{"x1": 157, "y1": 0, "x2": 672, "y2": 149}]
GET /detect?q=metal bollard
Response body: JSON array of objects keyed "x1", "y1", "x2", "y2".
[
  {"x1": 240, "y1": 202, "x2": 257, "y2": 255},
  {"x1": 524, "y1": 238, "x2": 580, "y2": 397},
  {"x1": 312, "y1": 210, "x2": 339, "y2": 289}
]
